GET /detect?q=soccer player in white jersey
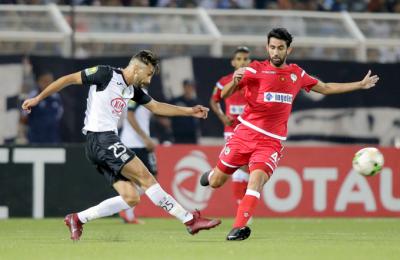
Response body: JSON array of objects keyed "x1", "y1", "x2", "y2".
[
  {"x1": 22, "y1": 50, "x2": 221, "y2": 241},
  {"x1": 119, "y1": 89, "x2": 157, "y2": 224}
]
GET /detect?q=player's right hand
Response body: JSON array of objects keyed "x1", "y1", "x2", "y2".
[
  {"x1": 233, "y1": 67, "x2": 246, "y2": 84},
  {"x1": 21, "y1": 97, "x2": 39, "y2": 114}
]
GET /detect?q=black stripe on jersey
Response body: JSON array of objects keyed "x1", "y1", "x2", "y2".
[
  {"x1": 114, "y1": 69, "x2": 129, "y2": 86},
  {"x1": 132, "y1": 86, "x2": 152, "y2": 105},
  {"x1": 127, "y1": 100, "x2": 140, "y2": 112},
  {"x1": 128, "y1": 104, "x2": 140, "y2": 112},
  {"x1": 81, "y1": 65, "x2": 113, "y2": 92}
]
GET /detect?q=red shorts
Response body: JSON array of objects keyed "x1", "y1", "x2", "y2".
[{"x1": 218, "y1": 124, "x2": 283, "y2": 177}]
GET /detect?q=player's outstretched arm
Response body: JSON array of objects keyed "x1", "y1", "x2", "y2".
[
  {"x1": 311, "y1": 70, "x2": 379, "y2": 95},
  {"x1": 22, "y1": 72, "x2": 82, "y2": 113},
  {"x1": 144, "y1": 99, "x2": 209, "y2": 119}
]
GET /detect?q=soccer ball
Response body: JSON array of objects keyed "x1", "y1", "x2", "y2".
[{"x1": 352, "y1": 147, "x2": 384, "y2": 176}]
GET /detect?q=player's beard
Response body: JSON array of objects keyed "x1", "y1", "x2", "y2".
[
  {"x1": 140, "y1": 81, "x2": 149, "y2": 87},
  {"x1": 133, "y1": 78, "x2": 146, "y2": 87},
  {"x1": 270, "y1": 56, "x2": 285, "y2": 67}
]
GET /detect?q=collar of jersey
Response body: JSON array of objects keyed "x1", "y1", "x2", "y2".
[{"x1": 114, "y1": 68, "x2": 130, "y2": 86}]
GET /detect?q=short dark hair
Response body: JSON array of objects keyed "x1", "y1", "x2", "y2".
[
  {"x1": 183, "y1": 79, "x2": 195, "y2": 86},
  {"x1": 132, "y1": 50, "x2": 160, "y2": 74},
  {"x1": 34, "y1": 71, "x2": 53, "y2": 81},
  {"x1": 267, "y1": 28, "x2": 293, "y2": 47},
  {"x1": 233, "y1": 46, "x2": 250, "y2": 55}
]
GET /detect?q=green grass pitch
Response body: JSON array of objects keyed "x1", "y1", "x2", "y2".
[{"x1": 1, "y1": 218, "x2": 399, "y2": 260}]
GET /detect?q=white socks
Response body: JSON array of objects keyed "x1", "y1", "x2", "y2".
[
  {"x1": 145, "y1": 183, "x2": 193, "y2": 223},
  {"x1": 77, "y1": 196, "x2": 130, "y2": 223},
  {"x1": 76, "y1": 184, "x2": 193, "y2": 224},
  {"x1": 245, "y1": 189, "x2": 261, "y2": 199}
]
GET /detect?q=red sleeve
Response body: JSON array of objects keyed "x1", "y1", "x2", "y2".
[
  {"x1": 300, "y1": 70, "x2": 318, "y2": 92},
  {"x1": 237, "y1": 63, "x2": 259, "y2": 89},
  {"x1": 211, "y1": 86, "x2": 222, "y2": 102}
]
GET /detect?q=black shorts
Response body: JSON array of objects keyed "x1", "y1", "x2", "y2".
[
  {"x1": 131, "y1": 148, "x2": 158, "y2": 178},
  {"x1": 85, "y1": 131, "x2": 136, "y2": 185}
]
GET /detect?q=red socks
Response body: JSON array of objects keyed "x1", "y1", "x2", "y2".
[
  {"x1": 233, "y1": 189, "x2": 260, "y2": 228},
  {"x1": 232, "y1": 181, "x2": 248, "y2": 205}
]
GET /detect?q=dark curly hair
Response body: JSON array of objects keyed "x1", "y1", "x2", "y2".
[
  {"x1": 267, "y1": 28, "x2": 293, "y2": 47},
  {"x1": 132, "y1": 50, "x2": 160, "y2": 74}
]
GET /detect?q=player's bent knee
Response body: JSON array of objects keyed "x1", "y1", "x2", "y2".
[
  {"x1": 209, "y1": 169, "x2": 229, "y2": 188},
  {"x1": 210, "y1": 181, "x2": 223, "y2": 189}
]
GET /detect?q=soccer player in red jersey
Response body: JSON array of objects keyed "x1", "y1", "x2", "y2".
[
  {"x1": 209, "y1": 46, "x2": 251, "y2": 207},
  {"x1": 201, "y1": 28, "x2": 379, "y2": 241}
]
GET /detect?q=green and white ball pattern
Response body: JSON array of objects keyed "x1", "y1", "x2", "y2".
[{"x1": 352, "y1": 147, "x2": 384, "y2": 176}]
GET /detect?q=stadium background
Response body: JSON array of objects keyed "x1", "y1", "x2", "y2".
[
  {"x1": 0, "y1": 2, "x2": 399, "y2": 259},
  {"x1": 0, "y1": 0, "x2": 400, "y2": 260}
]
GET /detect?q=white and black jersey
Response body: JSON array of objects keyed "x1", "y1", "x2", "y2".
[
  {"x1": 81, "y1": 65, "x2": 152, "y2": 185},
  {"x1": 81, "y1": 65, "x2": 152, "y2": 134}
]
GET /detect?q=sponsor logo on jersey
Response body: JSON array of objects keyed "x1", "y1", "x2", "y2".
[
  {"x1": 261, "y1": 70, "x2": 276, "y2": 74},
  {"x1": 85, "y1": 66, "x2": 98, "y2": 76},
  {"x1": 264, "y1": 92, "x2": 293, "y2": 104},
  {"x1": 111, "y1": 97, "x2": 126, "y2": 114},
  {"x1": 229, "y1": 105, "x2": 245, "y2": 115},
  {"x1": 224, "y1": 146, "x2": 231, "y2": 155},
  {"x1": 290, "y1": 73, "x2": 297, "y2": 83}
]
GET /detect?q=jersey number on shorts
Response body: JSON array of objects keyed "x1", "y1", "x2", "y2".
[
  {"x1": 271, "y1": 152, "x2": 278, "y2": 162},
  {"x1": 108, "y1": 142, "x2": 127, "y2": 158}
]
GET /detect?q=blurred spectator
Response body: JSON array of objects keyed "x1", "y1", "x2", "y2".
[
  {"x1": 393, "y1": 1, "x2": 400, "y2": 12},
  {"x1": 368, "y1": 0, "x2": 389, "y2": 12},
  {"x1": 1, "y1": 0, "x2": 399, "y2": 12},
  {"x1": 169, "y1": 79, "x2": 200, "y2": 144},
  {"x1": 217, "y1": 0, "x2": 254, "y2": 9},
  {"x1": 131, "y1": 0, "x2": 150, "y2": 6},
  {"x1": 156, "y1": 0, "x2": 196, "y2": 7},
  {"x1": 151, "y1": 116, "x2": 174, "y2": 144},
  {"x1": 21, "y1": 72, "x2": 63, "y2": 144},
  {"x1": 317, "y1": 0, "x2": 346, "y2": 11}
]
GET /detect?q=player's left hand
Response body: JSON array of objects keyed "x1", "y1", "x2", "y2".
[
  {"x1": 360, "y1": 70, "x2": 379, "y2": 89},
  {"x1": 192, "y1": 105, "x2": 209, "y2": 119},
  {"x1": 22, "y1": 97, "x2": 40, "y2": 113}
]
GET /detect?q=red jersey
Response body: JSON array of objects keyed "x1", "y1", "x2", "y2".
[
  {"x1": 212, "y1": 73, "x2": 247, "y2": 133},
  {"x1": 237, "y1": 60, "x2": 318, "y2": 140}
]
